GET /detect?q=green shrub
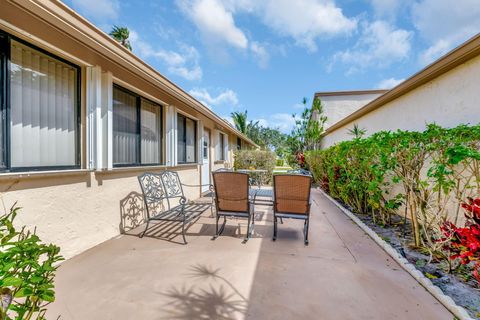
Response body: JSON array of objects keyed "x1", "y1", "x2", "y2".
[
  {"x1": 0, "y1": 204, "x2": 63, "y2": 320},
  {"x1": 234, "y1": 150, "x2": 276, "y2": 184},
  {"x1": 276, "y1": 159, "x2": 284, "y2": 167},
  {"x1": 306, "y1": 124, "x2": 480, "y2": 252}
]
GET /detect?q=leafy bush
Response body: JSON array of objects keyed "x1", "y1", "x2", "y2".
[
  {"x1": 306, "y1": 124, "x2": 480, "y2": 252},
  {"x1": 276, "y1": 159, "x2": 284, "y2": 167},
  {"x1": 441, "y1": 197, "x2": 480, "y2": 283},
  {"x1": 0, "y1": 204, "x2": 63, "y2": 319},
  {"x1": 234, "y1": 150, "x2": 276, "y2": 184}
]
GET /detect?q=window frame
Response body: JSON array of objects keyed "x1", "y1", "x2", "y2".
[
  {"x1": 176, "y1": 113, "x2": 197, "y2": 164},
  {"x1": 218, "y1": 132, "x2": 226, "y2": 161},
  {"x1": 112, "y1": 84, "x2": 164, "y2": 167},
  {"x1": 0, "y1": 30, "x2": 81, "y2": 172}
]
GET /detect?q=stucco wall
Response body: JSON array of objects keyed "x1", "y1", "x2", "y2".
[
  {"x1": 322, "y1": 54, "x2": 480, "y2": 148},
  {"x1": 0, "y1": 3, "x2": 254, "y2": 261},
  {"x1": 0, "y1": 166, "x2": 201, "y2": 260},
  {"x1": 319, "y1": 93, "x2": 384, "y2": 130}
]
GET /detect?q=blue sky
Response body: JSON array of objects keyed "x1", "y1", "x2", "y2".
[{"x1": 63, "y1": 0, "x2": 480, "y2": 133}]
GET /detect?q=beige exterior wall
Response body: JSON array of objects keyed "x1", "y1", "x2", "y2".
[
  {"x1": 318, "y1": 93, "x2": 385, "y2": 130},
  {"x1": 0, "y1": 1, "x2": 254, "y2": 260},
  {"x1": 322, "y1": 54, "x2": 480, "y2": 148},
  {"x1": 0, "y1": 166, "x2": 200, "y2": 260}
]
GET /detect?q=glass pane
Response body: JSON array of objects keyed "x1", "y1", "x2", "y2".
[
  {"x1": 177, "y1": 114, "x2": 185, "y2": 163},
  {"x1": 219, "y1": 133, "x2": 225, "y2": 160},
  {"x1": 113, "y1": 87, "x2": 138, "y2": 165},
  {"x1": 141, "y1": 99, "x2": 161, "y2": 164},
  {"x1": 185, "y1": 117, "x2": 196, "y2": 163},
  {"x1": 0, "y1": 37, "x2": 5, "y2": 168},
  {"x1": 10, "y1": 40, "x2": 77, "y2": 167}
]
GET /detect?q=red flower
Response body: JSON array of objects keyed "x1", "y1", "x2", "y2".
[{"x1": 441, "y1": 197, "x2": 480, "y2": 284}]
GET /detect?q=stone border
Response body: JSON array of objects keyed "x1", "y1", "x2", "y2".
[{"x1": 318, "y1": 189, "x2": 473, "y2": 320}]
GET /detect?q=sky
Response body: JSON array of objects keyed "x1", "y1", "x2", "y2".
[{"x1": 62, "y1": 0, "x2": 480, "y2": 133}]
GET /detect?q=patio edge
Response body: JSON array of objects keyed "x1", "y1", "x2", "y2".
[{"x1": 318, "y1": 188, "x2": 473, "y2": 320}]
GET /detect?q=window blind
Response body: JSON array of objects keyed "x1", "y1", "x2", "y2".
[
  {"x1": 140, "y1": 99, "x2": 161, "y2": 164},
  {"x1": 10, "y1": 40, "x2": 77, "y2": 168},
  {"x1": 113, "y1": 87, "x2": 138, "y2": 165}
]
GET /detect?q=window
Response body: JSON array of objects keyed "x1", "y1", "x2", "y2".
[
  {"x1": 0, "y1": 33, "x2": 80, "y2": 171},
  {"x1": 113, "y1": 85, "x2": 162, "y2": 166},
  {"x1": 218, "y1": 133, "x2": 225, "y2": 161},
  {"x1": 177, "y1": 113, "x2": 197, "y2": 163},
  {"x1": 237, "y1": 137, "x2": 242, "y2": 151}
]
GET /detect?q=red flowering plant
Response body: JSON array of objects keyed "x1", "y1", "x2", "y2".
[
  {"x1": 296, "y1": 152, "x2": 305, "y2": 168},
  {"x1": 440, "y1": 197, "x2": 480, "y2": 283}
]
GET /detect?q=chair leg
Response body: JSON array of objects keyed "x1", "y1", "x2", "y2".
[
  {"x1": 243, "y1": 214, "x2": 252, "y2": 244},
  {"x1": 212, "y1": 215, "x2": 227, "y2": 240},
  {"x1": 181, "y1": 217, "x2": 187, "y2": 245},
  {"x1": 304, "y1": 218, "x2": 310, "y2": 245},
  {"x1": 140, "y1": 219, "x2": 150, "y2": 238},
  {"x1": 273, "y1": 215, "x2": 277, "y2": 241},
  {"x1": 212, "y1": 215, "x2": 220, "y2": 240}
]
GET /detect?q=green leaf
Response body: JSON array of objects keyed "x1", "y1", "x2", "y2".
[{"x1": 1, "y1": 277, "x2": 23, "y2": 287}]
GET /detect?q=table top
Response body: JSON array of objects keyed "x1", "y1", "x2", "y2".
[{"x1": 237, "y1": 169, "x2": 268, "y2": 173}]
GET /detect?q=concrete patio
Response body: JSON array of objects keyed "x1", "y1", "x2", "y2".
[{"x1": 47, "y1": 189, "x2": 453, "y2": 320}]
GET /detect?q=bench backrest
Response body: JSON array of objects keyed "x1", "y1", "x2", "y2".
[{"x1": 138, "y1": 171, "x2": 185, "y2": 216}]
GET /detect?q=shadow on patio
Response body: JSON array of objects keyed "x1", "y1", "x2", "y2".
[{"x1": 47, "y1": 189, "x2": 453, "y2": 320}]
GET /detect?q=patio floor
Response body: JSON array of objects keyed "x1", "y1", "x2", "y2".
[{"x1": 47, "y1": 189, "x2": 453, "y2": 320}]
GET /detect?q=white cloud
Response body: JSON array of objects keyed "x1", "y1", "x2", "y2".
[
  {"x1": 271, "y1": 113, "x2": 298, "y2": 133},
  {"x1": 177, "y1": 0, "x2": 356, "y2": 56},
  {"x1": 334, "y1": 20, "x2": 412, "y2": 73},
  {"x1": 369, "y1": 0, "x2": 402, "y2": 21},
  {"x1": 254, "y1": 113, "x2": 299, "y2": 133},
  {"x1": 412, "y1": 0, "x2": 480, "y2": 65},
  {"x1": 377, "y1": 77, "x2": 405, "y2": 89},
  {"x1": 130, "y1": 31, "x2": 202, "y2": 81},
  {"x1": 177, "y1": 0, "x2": 248, "y2": 49},
  {"x1": 257, "y1": 0, "x2": 357, "y2": 51},
  {"x1": 419, "y1": 40, "x2": 451, "y2": 65},
  {"x1": 189, "y1": 88, "x2": 239, "y2": 108},
  {"x1": 69, "y1": 0, "x2": 119, "y2": 21},
  {"x1": 250, "y1": 42, "x2": 270, "y2": 68}
]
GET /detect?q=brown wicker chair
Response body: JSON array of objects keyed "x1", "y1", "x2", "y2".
[
  {"x1": 273, "y1": 174, "x2": 312, "y2": 245},
  {"x1": 212, "y1": 171, "x2": 253, "y2": 243}
]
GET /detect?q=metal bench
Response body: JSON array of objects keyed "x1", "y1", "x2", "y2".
[{"x1": 137, "y1": 171, "x2": 212, "y2": 244}]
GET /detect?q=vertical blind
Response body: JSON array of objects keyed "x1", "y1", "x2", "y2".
[
  {"x1": 113, "y1": 87, "x2": 138, "y2": 165},
  {"x1": 177, "y1": 114, "x2": 196, "y2": 163},
  {"x1": 185, "y1": 117, "x2": 196, "y2": 163},
  {"x1": 113, "y1": 86, "x2": 162, "y2": 166},
  {"x1": 10, "y1": 40, "x2": 77, "y2": 167},
  {"x1": 140, "y1": 99, "x2": 161, "y2": 164},
  {"x1": 177, "y1": 114, "x2": 186, "y2": 163}
]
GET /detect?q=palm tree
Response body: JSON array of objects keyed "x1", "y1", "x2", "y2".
[
  {"x1": 109, "y1": 26, "x2": 132, "y2": 51},
  {"x1": 231, "y1": 111, "x2": 248, "y2": 134},
  {"x1": 348, "y1": 123, "x2": 367, "y2": 139}
]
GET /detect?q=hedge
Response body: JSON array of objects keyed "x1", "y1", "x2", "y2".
[{"x1": 306, "y1": 124, "x2": 480, "y2": 251}]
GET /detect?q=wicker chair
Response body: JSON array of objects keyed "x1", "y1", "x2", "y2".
[
  {"x1": 273, "y1": 174, "x2": 312, "y2": 245},
  {"x1": 212, "y1": 171, "x2": 253, "y2": 243}
]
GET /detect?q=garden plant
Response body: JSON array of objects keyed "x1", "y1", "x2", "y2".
[
  {"x1": 306, "y1": 124, "x2": 480, "y2": 282},
  {"x1": 0, "y1": 204, "x2": 63, "y2": 320}
]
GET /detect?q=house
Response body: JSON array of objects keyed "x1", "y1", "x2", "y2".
[
  {"x1": 0, "y1": 0, "x2": 256, "y2": 259},
  {"x1": 313, "y1": 90, "x2": 387, "y2": 130},
  {"x1": 317, "y1": 33, "x2": 480, "y2": 148}
]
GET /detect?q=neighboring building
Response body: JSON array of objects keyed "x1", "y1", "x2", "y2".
[
  {"x1": 313, "y1": 90, "x2": 387, "y2": 130},
  {"x1": 0, "y1": 1, "x2": 256, "y2": 259},
  {"x1": 320, "y1": 33, "x2": 480, "y2": 148}
]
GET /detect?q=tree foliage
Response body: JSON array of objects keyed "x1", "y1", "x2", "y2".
[
  {"x1": 306, "y1": 124, "x2": 480, "y2": 256},
  {"x1": 109, "y1": 26, "x2": 132, "y2": 51},
  {"x1": 0, "y1": 204, "x2": 63, "y2": 320}
]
